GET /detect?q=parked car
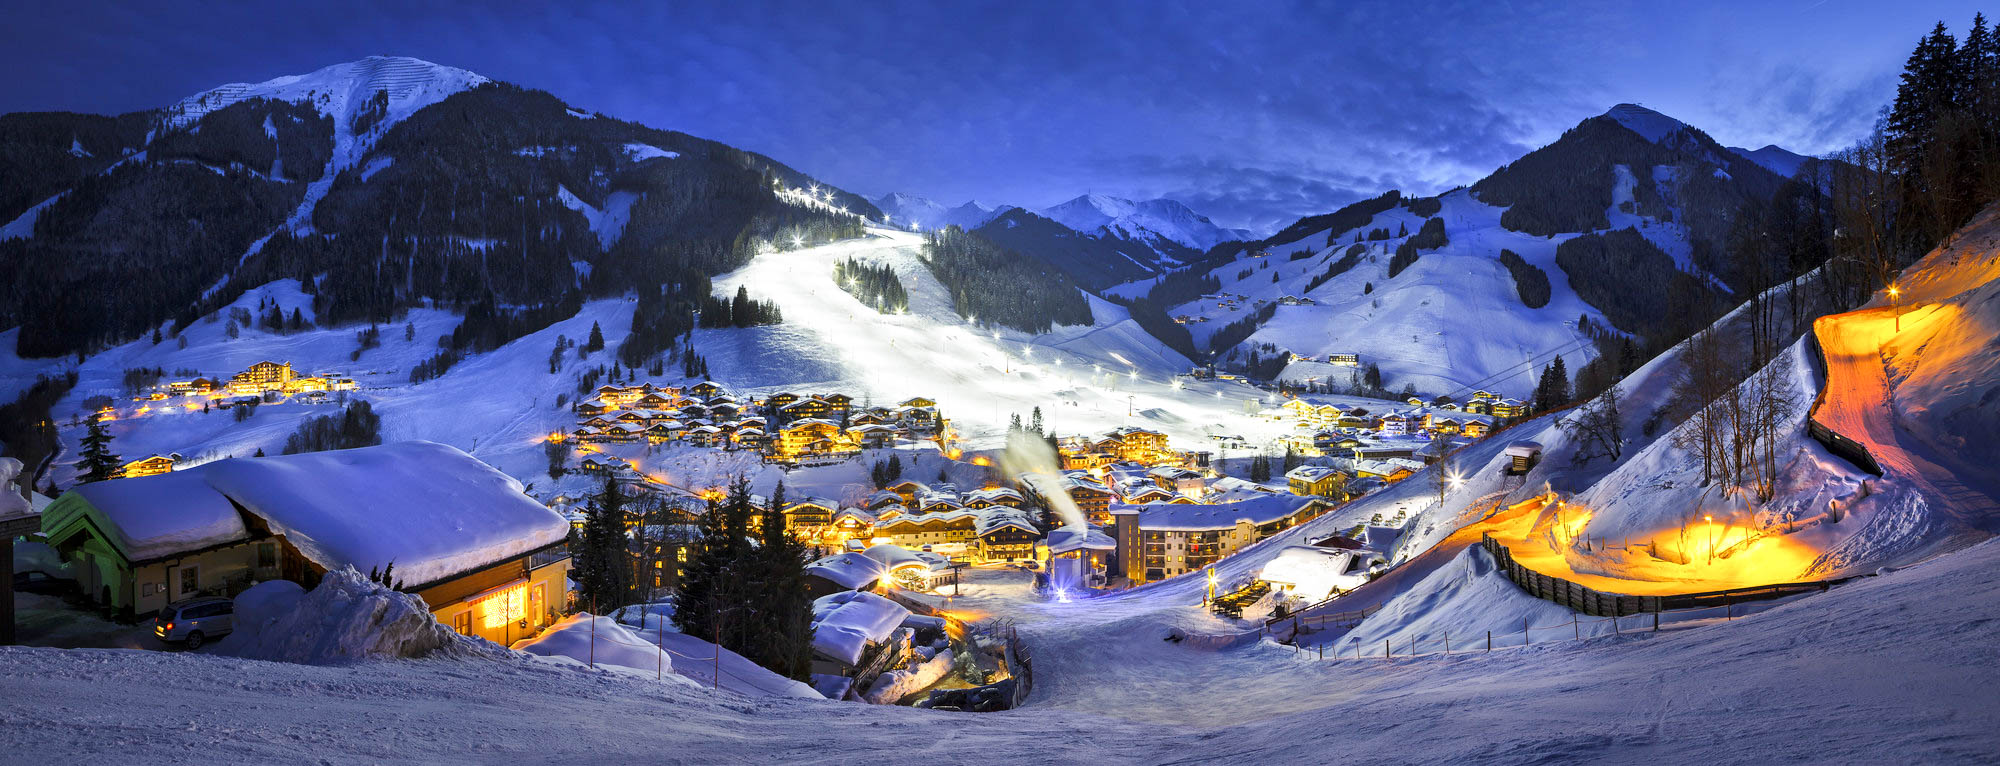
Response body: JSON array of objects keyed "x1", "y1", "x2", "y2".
[
  {"x1": 12, "y1": 570, "x2": 77, "y2": 597},
  {"x1": 153, "y1": 597, "x2": 234, "y2": 649}
]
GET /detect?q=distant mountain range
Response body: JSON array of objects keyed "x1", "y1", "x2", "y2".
[{"x1": 872, "y1": 191, "x2": 1250, "y2": 291}]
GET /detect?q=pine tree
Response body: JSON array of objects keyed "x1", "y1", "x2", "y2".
[
  {"x1": 749, "y1": 481, "x2": 816, "y2": 680},
  {"x1": 78, "y1": 412, "x2": 121, "y2": 483},
  {"x1": 573, "y1": 476, "x2": 632, "y2": 613},
  {"x1": 585, "y1": 321, "x2": 605, "y2": 353}
]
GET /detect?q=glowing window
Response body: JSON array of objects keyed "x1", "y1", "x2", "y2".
[{"x1": 479, "y1": 583, "x2": 527, "y2": 629}]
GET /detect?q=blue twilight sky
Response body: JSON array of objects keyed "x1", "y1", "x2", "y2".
[{"x1": 0, "y1": 0, "x2": 1983, "y2": 233}]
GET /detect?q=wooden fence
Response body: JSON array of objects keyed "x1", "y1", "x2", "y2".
[
  {"x1": 1481, "y1": 533, "x2": 1843, "y2": 617},
  {"x1": 1803, "y1": 331, "x2": 1884, "y2": 476},
  {"x1": 1002, "y1": 625, "x2": 1033, "y2": 709}
]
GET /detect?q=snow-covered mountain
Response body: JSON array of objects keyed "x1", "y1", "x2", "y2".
[
  {"x1": 1038, "y1": 194, "x2": 1251, "y2": 252},
  {"x1": 1165, "y1": 103, "x2": 1796, "y2": 396},
  {"x1": 164, "y1": 55, "x2": 489, "y2": 133},
  {"x1": 871, "y1": 193, "x2": 1006, "y2": 231},
  {"x1": 0, "y1": 56, "x2": 880, "y2": 360},
  {"x1": 1727, "y1": 144, "x2": 1813, "y2": 180}
]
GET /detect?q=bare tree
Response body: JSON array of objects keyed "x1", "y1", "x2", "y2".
[{"x1": 1562, "y1": 385, "x2": 1624, "y2": 465}]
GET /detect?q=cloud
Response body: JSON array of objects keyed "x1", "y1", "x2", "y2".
[{"x1": 0, "y1": 0, "x2": 1928, "y2": 231}]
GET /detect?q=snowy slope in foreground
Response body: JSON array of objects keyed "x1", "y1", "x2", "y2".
[
  {"x1": 5, "y1": 534, "x2": 1997, "y2": 761},
  {"x1": 703, "y1": 228, "x2": 1293, "y2": 451}
]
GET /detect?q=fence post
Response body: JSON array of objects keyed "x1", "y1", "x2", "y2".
[
  {"x1": 1384, "y1": 639, "x2": 1390, "y2": 661},
  {"x1": 1444, "y1": 631, "x2": 1450, "y2": 655},
  {"x1": 1486, "y1": 630, "x2": 1491, "y2": 652},
  {"x1": 1653, "y1": 608, "x2": 1660, "y2": 632},
  {"x1": 1573, "y1": 617, "x2": 1579, "y2": 640},
  {"x1": 1725, "y1": 596, "x2": 1732, "y2": 620},
  {"x1": 1523, "y1": 618, "x2": 1529, "y2": 648}
]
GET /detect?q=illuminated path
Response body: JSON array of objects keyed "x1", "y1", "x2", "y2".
[{"x1": 1814, "y1": 306, "x2": 2000, "y2": 535}]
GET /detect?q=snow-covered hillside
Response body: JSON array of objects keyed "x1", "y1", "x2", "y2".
[{"x1": 1175, "y1": 189, "x2": 1605, "y2": 398}]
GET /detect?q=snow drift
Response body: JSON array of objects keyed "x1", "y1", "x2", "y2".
[{"x1": 218, "y1": 567, "x2": 508, "y2": 663}]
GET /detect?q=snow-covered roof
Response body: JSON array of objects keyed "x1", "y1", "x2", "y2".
[
  {"x1": 60, "y1": 468, "x2": 250, "y2": 562},
  {"x1": 1285, "y1": 465, "x2": 1342, "y2": 482},
  {"x1": 197, "y1": 442, "x2": 571, "y2": 587},
  {"x1": 805, "y1": 552, "x2": 888, "y2": 591},
  {"x1": 1045, "y1": 524, "x2": 1115, "y2": 554},
  {"x1": 810, "y1": 590, "x2": 910, "y2": 666},
  {"x1": 1111, "y1": 495, "x2": 1320, "y2": 532},
  {"x1": 1258, "y1": 545, "x2": 1375, "y2": 603}
]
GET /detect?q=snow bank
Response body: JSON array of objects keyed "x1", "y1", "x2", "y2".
[
  {"x1": 513, "y1": 614, "x2": 683, "y2": 681},
  {"x1": 218, "y1": 567, "x2": 508, "y2": 663},
  {"x1": 862, "y1": 649, "x2": 953, "y2": 704},
  {"x1": 1332, "y1": 546, "x2": 1606, "y2": 655},
  {"x1": 811, "y1": 591, "x2": 910, "y2": 666}
]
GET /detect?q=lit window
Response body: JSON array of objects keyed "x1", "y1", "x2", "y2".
[{"x1": 479, "y1": 584, "x2": 527, "y2": 629}]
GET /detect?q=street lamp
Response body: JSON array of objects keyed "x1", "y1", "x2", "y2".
[{"x1": 1888, "y1": 284, "x2": 1902, "y2": 332}]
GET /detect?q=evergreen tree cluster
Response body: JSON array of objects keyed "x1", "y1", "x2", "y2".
[
  {"x1": 1207, "y1": 301, "x2": 1278, "y2": 354},
  {"x1": 869, "y1": 455, "x2": 905, "y2": 488},
  {"x1": 1403, "y1": 195, "x2": 1443, "y2": 217},
  {"x1": 0, "y1": 371, "x2": 76, "y2": 490},
  {"x1": 832, "y1": 257, "x2": 909, "y2": 313},
  {"x1": 571, "y1": 476, "x2": 635, "y2": 614},
  {"x1": 1531, "y1": 357, "x2": 1572, "y2": 413},
  {"x1": 1387, "y1": 240, "x2": 1420, "y2": 278},
  {"x1": 920, "y1": 226, "x2": 1093, "y2": 334},
  {"x1": 1407, "y1": 216, "x2": 1449, "y2": 249},
  {"x1": 1257, "y1": 190, "x2": 1402, "y2": 250},
  {"x1": 1554, "y1": 227, "x2": 1721, "y2": 341},
  {"x1": 1303, "y1": 245, "x2": 1366, "y2": 294},
  {"x1": 1247, "y1": 453, "x2": 1274, "y2": 482},
  {"x1": 675, "y1": 479, "x2": 817, "y2": 681},
  {"x1": 1496, "y1": 249, "x2": 1552, "y2": 308},
  {"x1": 280, "y1": 400, "x2": 382, "y2": 454},
  {"x1": 1884, "y1": 14, "x2": 2000, "y2": 249},
  {"x1": 698, "y1": 286, "x2": 784, "y2": 328}
]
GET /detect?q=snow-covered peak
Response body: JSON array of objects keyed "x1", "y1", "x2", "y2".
[
  {"x1": 1727, "y1": 144, "x2": 1811, "y2": 180},
  {"x1": 165, "y1": 55, "x2": 488, "y2": 130},
  {"x1": 874, "y1": 193, "x2": 1006, "y2": 230},
  {"x1": 1601, "y1": 103, "x2": 1691, "y2": 144},
  {"x1": 1040, "y1": 194, "x2": 1249, "y2": 251}
]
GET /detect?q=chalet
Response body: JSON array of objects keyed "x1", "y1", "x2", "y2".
[
  {"x1": 119, "y1": 454, "x2": 178, "y2": 479},
  {"x1": 781, "y1": 398, "x2": 832, "y2": 422},
  {"x1": 636, "y1": 393, "x2": 677, "y2": 410},
  {"x1": 575, "y1": 400, "x2": 610, "y2": 417},
  {"x1": 777, "y1": 419, "x2": 853, "y2": 459},
  {"x1": 829, "y1": 508, "x2": 878, "y2": 541},
  {"x1": 1353, "y1": 459, "x2": 1415, "y2": 482},
  {"x1": 822, "y1": 393, "x2": 853, "y2": 418},
  {"x1": 804, "y1": 552, "x2": 889, "y2": 599},
  {"x1": 1285, "y1": 465, "x2": 1346, "y2": 497},
  {"x1": 886, "y1": 480, "x2": 925, "y2": 504},
  {"x1": 685, "y1": 425, "x2": 724, "y2": 448},
  {"x1": 1462, "y1": 420, "x2": 1492, "y2": 438},
  {"x1": 38, "y1": 442, "x2": 570, "y2": 645},
  {"x1": 874, "y1": 512, "x2": 978, "y2": 552},
  {"x1": 1490, "y1": 398, "x2": 1528, "y2": 418},
  {"x1": 614, "y1": 411, "x2": 649, "y2": 425},
  {"x1": 781, "y1": 498, "x2": 838, "y2": 531},
  {"x1": 605, "y1": 424, "x2": 642, "y2": 443},
  {"x1": 730, "y1": 426, "x2": 767, "y2": 450},
  {"x1": 1326, "y1": 353, "x2": 1360, "y2": 367},
  {"x1": 900, "y1": 397, "x2": 936, "y2": 408},
  {"x1": 688, "y1": 381, "x2": 724, "y2": 399},
  {"x1": 571, "y1": 426, "x2": 601, "y2": 443},
  {"x1": 847, "y1": 423, "x2": 897, "y2": 449},
  {"x1": 228, "y1": 361, "x2": 295, "y2": 395},
  {"x1": 865, "y1": 490, "x2": 907, "y2": 511},
  {"x1": 963, "y1": 486, "x2": 1023, "y2": 508}
]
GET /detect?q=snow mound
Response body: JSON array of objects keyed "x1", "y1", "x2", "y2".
[
  {"x1": 1333, "y1": 546, "x2": 1607, "y2": 654},
  {"x1": 513, "y1": 614, "x2": 685, "y2": 681},
  {"x1": 862, "y1": 648, "x2": 953, "y2": 704},
  {"x1": 217, "y1": 566, "x2": 508, "y2": 664}
]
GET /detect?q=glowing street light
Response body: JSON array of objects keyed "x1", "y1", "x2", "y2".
[{"x1": 1888, "y1": 284, "x2": 1903, "y2": 331}]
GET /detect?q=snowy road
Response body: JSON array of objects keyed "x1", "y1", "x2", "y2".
[{"x1": 7, "y1": 535, "x2": 1999, "y2": 763}]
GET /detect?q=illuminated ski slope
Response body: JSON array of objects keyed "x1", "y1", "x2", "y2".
[{"x1": 704, "y1": 227, "x2": 1296, "y2": 451}]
